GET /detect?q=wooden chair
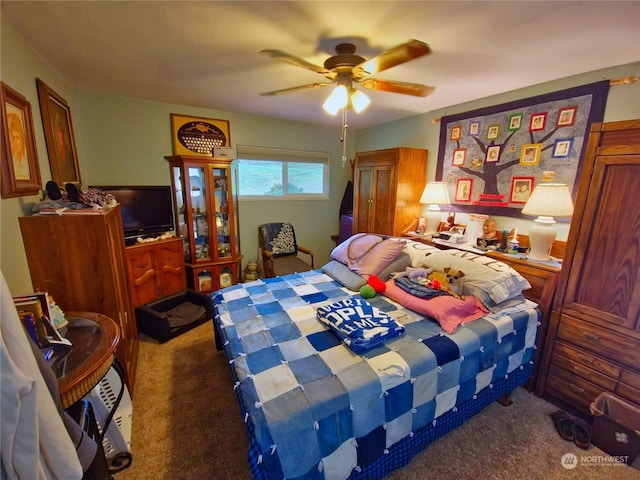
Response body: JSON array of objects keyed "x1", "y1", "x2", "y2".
[{"x1": 258, "y1": 223, "x2": 314, "y2": 278}]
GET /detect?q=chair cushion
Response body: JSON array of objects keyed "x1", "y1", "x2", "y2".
[
  {"x1": 260, "y1": 223, "x2": 298, "y2": 257},
  {"x1": 273, "y1": 255, "x2": 312, "y2": 277}
]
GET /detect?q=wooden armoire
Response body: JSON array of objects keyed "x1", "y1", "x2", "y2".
[
  {"x1": 537, "y1": 120, "x2": 640, "y2": 416},
  {"x1": 353, "y1": 147, "x2": 427, "y2": 236},
  {"x1": 19, "y1": 206, "x2": 139, "y2": 391}
]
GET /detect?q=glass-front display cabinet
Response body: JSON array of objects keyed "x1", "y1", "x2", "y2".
[{"x1": 165, "y1": 155, "x2": 241, "y2": 292}]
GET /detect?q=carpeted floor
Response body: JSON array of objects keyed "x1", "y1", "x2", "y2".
[{"x1": 114, "y1": 322, "x2": 640, "y2": 480}]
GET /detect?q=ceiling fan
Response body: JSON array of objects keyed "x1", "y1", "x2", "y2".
[{"x1": 259, "y1": 39, "x2": 435, "y2": 113}]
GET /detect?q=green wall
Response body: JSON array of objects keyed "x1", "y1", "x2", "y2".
[{"x1": 2, "y1": 15, "x2": 639, "y2": 296}]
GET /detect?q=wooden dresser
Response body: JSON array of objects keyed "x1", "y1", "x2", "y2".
[
  {"x1": 353, "y1": 147, "x2": 427, "y2": 237},
  {"x1": 19, "y1": 206, "x2": 138, "y2": 392},
  {"x1": 536, "y1": 119, "x2": 640, "y2": 415}
]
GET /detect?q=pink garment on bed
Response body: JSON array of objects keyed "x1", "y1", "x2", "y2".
[{"x1": 383, "y1": 280, "x2": 488, "y2": 334}]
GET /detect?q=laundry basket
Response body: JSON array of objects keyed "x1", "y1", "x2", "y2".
[
  {"x1": 590, "y1": 392, "x2": 640, "y2": 465},
  {"x1": 83, "y1": 359, "x2": 133, "y2": 473}
]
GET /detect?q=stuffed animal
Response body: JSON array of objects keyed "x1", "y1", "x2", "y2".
[
  {"x1": 244, "y1": 261, "x2": 259, "y2": 281},
  {"x1": 368, "y1": 275, "x2": 386, "y2": 293}
]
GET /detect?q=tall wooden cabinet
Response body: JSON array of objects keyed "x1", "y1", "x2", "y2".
[
  {"x1": 165, "y1": 155, "x2": 241, "y2": 292},
  {"x1": 353, "y1": 147, "x2": 427, "y2": 236},
  {"x1": 537, "y1": 120, "x2": 640, "y2": 415},
  {"x1": 125, "y1": 237, "x2": 186, "y2": 307},
  {"x1": 19, "y1": 206, "x2": 138, "y2": 391}
]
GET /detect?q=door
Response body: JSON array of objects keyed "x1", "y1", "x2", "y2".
[
  {"x1": 561, "y1": 154, "x2": 640, "y2": 331},
  {"x1": 354, "y1": 166, "x2": 373, "y2": 234}
]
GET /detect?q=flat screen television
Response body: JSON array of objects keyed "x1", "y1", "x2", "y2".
[{"x1": 91, "y1": 185, "x2": 175, "y2": 245}]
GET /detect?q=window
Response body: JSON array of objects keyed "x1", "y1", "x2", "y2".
[{"x1": 237, "y1": 145, "x2": 329, "y2": 199}]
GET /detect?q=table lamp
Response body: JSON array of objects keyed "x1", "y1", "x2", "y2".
[
  {"x1": 521, "y1": 183, "x2": 574, "y2": 260},
  {"x1": 420, "y1": 182, "x2": 451, "y2": 234}
]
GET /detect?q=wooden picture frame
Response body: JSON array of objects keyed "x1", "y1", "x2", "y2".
[
  {"x1": 469, "y1": 122, "x2": 479, "y2": 136},
  {"x1": 520, "y1": 143, "x2": 541, "y2": 165},
  {"x1": 557, "y1": 106, "x2": 577, "y2": 127},
  {"x1": 171, "y1": 113, "x2": 230, "y2": 157},
  {"x1": 1, "y1": 82, "x2": 42, "y2": 198},
  {"x1": 36, "y1": 78, "x2": 81, "y2": 186},
  {"x1": 455, "y1": 178, "x2": 473, "y2": 202},
  {"x1": 510, "y1": 177, "x2": 534, "y2": 204}
]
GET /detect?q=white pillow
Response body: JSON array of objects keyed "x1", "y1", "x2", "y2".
[
  {"x1": 421, "y1": 250, "x2": 531, "y2": 304},
  {"x1": 387, "y1": 237, "x2": 441, "y2": 267}
]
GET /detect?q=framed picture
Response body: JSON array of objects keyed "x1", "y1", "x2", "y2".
[
  {"x1": 520, "y1": 143, "x2": 541, "y2": 165},
  {"x1": 455, "y1": 178, "x2": 473, "y2": 202},
  {"x1": 485, "y1": 145, "x2": 501, "y2": 163},
  {"x1": 469, "y1": 122, "x2": 479, "y2": 136},
  {"x1": 36, "y1": 78, "x2": 81, "y2": 186},
  {"x1": 450, "y1": 125, "x2": 462, "y2": 141},
  {"x1": 171, "y1": 114, "x2": 230, "y2": 157},
  {"x1": 507, "y1": 113, "x2": 522, "y2": 131},
  {"x1": 552, "y1": 138, "x2": 573, "y2": 158},
  {"x1": 416, "y1": 217, "x2": 427, "y2": 234},
  {"x1": 529, "y1": 112, "x2": 547, "y2": 131},
  {"x1": 557, "y1": 106, "x2": 577, "y2": 127},
  {"x1": 1, "y1": 82, "x2": 42, "y2": 198},
  {"x1": 452, "y1": 148, "x2": 466, "y2": 166},
  {"x1": 510, "y1": 177, "x2": 534, "y2": 204},
  {"x1": 487, "y1": 124, "x2": 500, "y2": 140}
]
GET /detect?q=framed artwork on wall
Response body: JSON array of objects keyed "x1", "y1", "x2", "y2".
[
  {"x1": 557, "y1": 106, "x2": 577, "y2": 127},
  {"x1": 1, "y1": 82, "x2": 42, "y2": 198},
  {"x1": 510, "y1": 177, "x2": 534, "y2": 204},
  {"x1": 435, "y1": 80, "x2": 609, "y2": 219},
  {"x1": 455, "y1": 178, "x2": 473, "y2": 202},
  {"x1": 171, "y1": 114, "x2": 230, "y2": 157},
  {"x1": 36, "y1": 78, "x2": 82, "y2": 186}
]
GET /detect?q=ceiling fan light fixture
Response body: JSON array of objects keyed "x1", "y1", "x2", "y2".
[
  {"x1": 322, "y1": 85, "x2": 348, "y2": 115},
  {"x1": 350, "y1": 89, "x2": 371, "y2": 113}
]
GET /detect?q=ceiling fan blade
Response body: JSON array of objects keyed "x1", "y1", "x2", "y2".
[
  {"x1": 260, "y1": 82, "x2": 334, "y2": 96},
  {"x1": 359, "y1": 78, "x2": 435, "y2": 97},
  {"x1": 353, "y1": 39, "x2": 432, "y2": 78},
  {"x1": 260, "y1": 49, "x2": 330, "y2": 75}
]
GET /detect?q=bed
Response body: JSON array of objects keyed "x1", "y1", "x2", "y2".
[{"x1": 212, "y1": 236, "x2": 540, "y2": 480}]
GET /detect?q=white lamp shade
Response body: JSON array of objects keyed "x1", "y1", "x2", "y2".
[
  {"x1": 322, "y1": 85, "x2": 348, "y2": 115},
  {"x1": 521, "y1": 183, "x2": 574, "y2": 217},
  {"x1": 420, "y1": 182, "x2": 451, "y2": 205},
  {"x1": 350, "y1": 89, "x2": 371, "y2": 113},
  {"x1": 521, "y1": 183, "x2": 574, "y2": 261}
]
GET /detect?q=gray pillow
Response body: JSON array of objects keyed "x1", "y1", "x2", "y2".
[
  {"x1": 321, "y1": 260, "x2": 367, "y2": 291},
  {"x1": 377, "y1": 252, "x2": 412, "y2": 281}
]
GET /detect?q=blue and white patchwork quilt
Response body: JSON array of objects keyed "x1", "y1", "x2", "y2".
[{"x1": 213, "y1": 270, "x2": 539, "y2": 480}]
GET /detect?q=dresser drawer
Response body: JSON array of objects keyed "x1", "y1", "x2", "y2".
[
  {"x1": 557, "y1": 314, "x2": 640, "y2": 370},
  {"x1": 616, "y1": 381, "x2": 640, "y2": 408},
  {"x1": 620, "y1": 369, "x2": 640, "y2": 390},
  {"x1": 546, "y1": 364, "x2": 604, "y2": 411},
  {"x1": 553, "y1": 341, "x2": 621, "y2": 378},
  {"x1": 551, "y1": 351, "x2": 617, "y2": 391}
]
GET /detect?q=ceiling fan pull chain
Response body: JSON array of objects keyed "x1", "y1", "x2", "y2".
[{"x1": 341, "y1": 108, "x2": 349, "y2": 167}]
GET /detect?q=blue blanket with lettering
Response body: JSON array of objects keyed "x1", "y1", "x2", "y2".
[{"x1": 316, "y1": 297, "x2": 405, "y2": 352}]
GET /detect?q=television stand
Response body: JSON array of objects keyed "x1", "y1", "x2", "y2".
[{"x1": 124, "y1": 237, "x2": 186, "y2": 308}]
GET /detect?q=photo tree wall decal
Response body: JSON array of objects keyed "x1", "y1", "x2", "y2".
[{"x1": 435, "y1": 81, "x2": 609, "y2": 220}]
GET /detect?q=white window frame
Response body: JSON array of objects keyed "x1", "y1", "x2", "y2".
[{"x1": 236, "y1": 145, "x2": 330, "y2": 200}]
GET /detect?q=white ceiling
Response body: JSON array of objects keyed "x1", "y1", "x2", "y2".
[{"x1": 3, "y1": 1, "x2": 639, "y2": 129}]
